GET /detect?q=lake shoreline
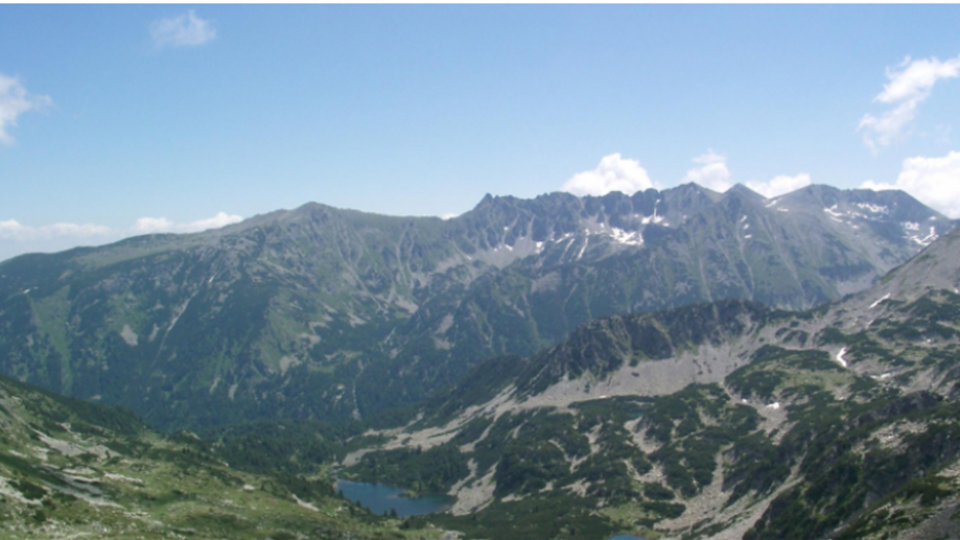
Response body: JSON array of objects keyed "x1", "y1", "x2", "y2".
[{"x1": 336, "y1": 478, "x2": 454, "y2": 518}]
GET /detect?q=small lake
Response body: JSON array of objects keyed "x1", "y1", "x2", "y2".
[
  {"x1": 338, "y1": 480, "x2": 646, "y2": 539},
  {"x1": 336, "y1": 479, "x2": 452, "y2": 518}
]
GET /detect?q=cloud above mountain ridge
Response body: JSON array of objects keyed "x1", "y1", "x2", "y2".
[
  {"x1": 681, "y1": 150, "x2": 733, "y2": 193},
  {"x1": 746, "y1": 174, "x2": 812, "y2": 199},
  {"x1": 133, "y1": 212, "x2": 243, "y2": 234},
  {"x1": 0, "y1": 211, "x2": 244, "y2": 261},
  {"x1": 561, "y1": 153, "x2": 658, "y2": 196},
  {"x1": 862, "y1": 150, "x2": 960, "y2": 218}
]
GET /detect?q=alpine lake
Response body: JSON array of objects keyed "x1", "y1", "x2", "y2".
[
  {"x1": 336, "y1": 479, "x2": 453, "y2": 518},
  {"x1": 337, "y1": 479, "x2": 646, "y2": 539}
]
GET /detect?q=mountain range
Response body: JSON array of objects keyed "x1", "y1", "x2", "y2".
[
  {"x1": 2, "y1": 184, "x2": 960, "y2": 539},
  {"x1": 0, "y1": 184, "x2": 951, "y2": 430}
]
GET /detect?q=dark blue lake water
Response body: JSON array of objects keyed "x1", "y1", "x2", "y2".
[
  {"x1": 336, "y1": 479, "x2": 452, "y2": 518},
  {"x1": 338, "y1": 479, "x2": 646, "y2": 540}
]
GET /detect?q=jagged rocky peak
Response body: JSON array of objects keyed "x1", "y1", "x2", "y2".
[
  {"x1": 723, "y1": 183, "x2": 767, "y2": 203},
  {"x1": 456, "y1": 191, "x2": 581, "y2": 245},
  {"x1": 455, "y1": 184, "x2": 732, "y2": 254},
  {"x1": 709, "y1": 184, "x2": 768, "y2": 222}
]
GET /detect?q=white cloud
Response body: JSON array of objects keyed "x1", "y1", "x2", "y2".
[
  {"x1": 861, "y1": 150, "x2": 960, "y2": 218},
  {"x1": 561, "y1": 153, "x2": 656, "y2": 197},
  {"x1": 0, "y1": 211, "x2": 243, "y2": 262},
  {"x1": 682, "y1": 150, "x2": 732, "y2": 193},
  {"x1": 133, "y1": 212, "x2": 243, "y2": 234},
  {"x1": 0, "y1": 212, "x2": 241, "y2": 241},
  {"x1": 0, "y1": 74, "x2": 51, "y2": 146},
  {"x1": 860, "y1": 55, "x2": 960, "y2": 151},
  {"x1": 0, "y1": 219, "x2": 110, "y2": 241},
  {"x1": 746, "y1": 173, "x2": 812, "y2": 199},
  {"x1": 188, "y1": 212, "x2": 243, "y2": 231},
  {"x1": 150, "y1": 10, "x2": 216, "y2": 49},
  {"x1": 133, "y1": 217, "x2": 174, "y2": 234}
]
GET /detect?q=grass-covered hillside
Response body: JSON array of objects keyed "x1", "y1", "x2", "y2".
[{"x1": 0, "y1": 373, "x2": 450, "y2": 540}]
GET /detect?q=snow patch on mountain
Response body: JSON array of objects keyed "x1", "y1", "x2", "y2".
[
  {"x1": 606, "y1": 227, "x2": 644, "y2": 246},
  {"x1": 857, "y1": 203, "x2": 889, "y2": 214},
  {"x1": 906, "y1": 226, "x2": 938, "y2": 246},
  {"x1": 641, "y1": 204, "x2": 666, "y2": 225},
  {"x1": 869, "y1": 293, "x2": 891, "y2": 309},
  {"x1": 835, "y1": 347, "x2": 848, "y2": 368}
]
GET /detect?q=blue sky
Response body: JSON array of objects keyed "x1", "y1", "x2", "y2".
[{"x1": 2, "y1": 4, "x2": 960, "y2": 261}]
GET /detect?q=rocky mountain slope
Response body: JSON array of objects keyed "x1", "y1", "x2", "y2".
[
  {"x1": 0, "y1": 372, "x2": 448, "y2": 540},
  {"x1": 340, "y1": 225, "x2": 960, "y2": 540},
  {"x1": 0, "y1": 184, "x2": 949, "y2": 429}
]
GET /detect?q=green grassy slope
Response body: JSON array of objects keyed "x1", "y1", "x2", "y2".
[{"x1": 0, "y1": 374, "x2": 446, "y2": 540}]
